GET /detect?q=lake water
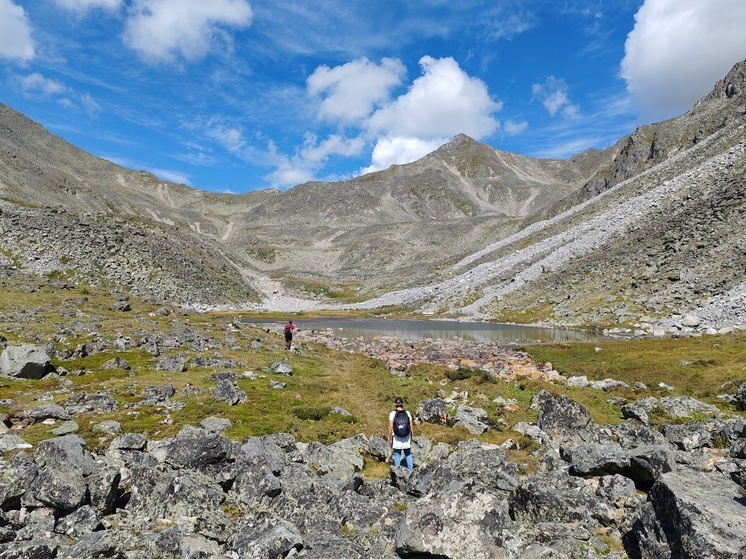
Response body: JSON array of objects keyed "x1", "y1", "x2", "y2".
[{"x1": 257, "y1": 318, "x2": 603, "y2": 345}]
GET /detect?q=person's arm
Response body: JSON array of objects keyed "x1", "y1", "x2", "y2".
[
  {"x1": 408, "y1": 412, "x2": 414, "y2": 438},
  {"x1": 388, "y1": 417, "x2": 394, "y2": 444}
]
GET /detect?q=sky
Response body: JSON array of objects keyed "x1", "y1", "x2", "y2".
[{"x1": 1, "y1": 1, "x2": 746, "y2": 194}]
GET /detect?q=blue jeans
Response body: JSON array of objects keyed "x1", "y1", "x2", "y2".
[{"x1": 393, "y1": 448, "x2": 413, "y2": 470}]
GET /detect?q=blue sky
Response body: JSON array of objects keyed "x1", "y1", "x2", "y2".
[{"x1": 2, "y1": 0, "x2": 745, "y2": 193}]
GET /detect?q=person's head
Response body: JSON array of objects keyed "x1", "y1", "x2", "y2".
[{"x1": 394, "y1": 396, "x2": 404, "y2": 408}]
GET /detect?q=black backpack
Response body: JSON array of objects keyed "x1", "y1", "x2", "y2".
[{"x1": 392, "y1": 409, "x2": 410, "y2": 437}]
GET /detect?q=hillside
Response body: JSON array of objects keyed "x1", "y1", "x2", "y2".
[{"x1": 1, "y1": 58, "x2": 746, "y2": 330}]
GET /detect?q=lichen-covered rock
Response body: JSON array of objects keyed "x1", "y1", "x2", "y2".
[
  {"x1": 454, "y1": 404, "x2": 490, "y2": 435},
  {"x1": 646, "y1": 470, "x2": 746, "y2": 558},
  {"x1": 417, "y1": 398, "x2": 449, "y2": 425},
  {"x1": 569, "y1": 443, "x2": 630, "y2": 477},
  {"x1": 232, "y1": 512, "x2": 303, "y2": 558},
  {"x1": 396, "y1": 478, "x2": 512, "y2": 558},
  {"x1": 209, "y1": 378, "x2": 248, "y2": 405},
  {"x1": 0, "y1": 344, "x2": 53, "y2": 379},
  {"x1": 533, "y1": 390, "x2": 599, "y2": 453},
  {"x1": 162, "y1": 425, "x2": 233, "y2": 470}
]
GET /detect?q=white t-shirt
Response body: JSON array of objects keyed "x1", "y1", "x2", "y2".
[{"x1": 389, "y1": 409, "x2": 412, "y2": 449}]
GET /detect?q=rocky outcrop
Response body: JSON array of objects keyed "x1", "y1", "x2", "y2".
[{"x1": 0, "y1": 392, "x2": 743, "y2": 558}]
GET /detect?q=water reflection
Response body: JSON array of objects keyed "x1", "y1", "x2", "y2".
[{"x1": 255, "y1": 318, "x2": 601, "y2": 345}]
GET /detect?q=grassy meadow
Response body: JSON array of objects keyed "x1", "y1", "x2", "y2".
[{"x1": 1, "y1": 274, "x2": 745, "y2": 470}]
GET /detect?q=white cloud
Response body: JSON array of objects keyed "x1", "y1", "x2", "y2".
[
  {"x1": 0, "y1": 0, "x2": 35, "y2": 61},
  {"x1": 367, "y1": 56, "x2": 501, "y2": 141},
  {"x1": 265, "y1": 134, "x2": 365, "y2": 189},
  {"x1": 353, "y1": 55, "x2": 501, "y2": 173},
  {"x1": 308, "y1": 57, "x2": 406, "y2": 124},
  {"x1": 80, "y1": 92, "x2": 102, "y2": 116},
  {"x1": 206, "y1": 123, "x2": 246, "y2": 154},
  {"x1": 361, "y1": 136, "x2": 447, "y2": 175},
  {"x1": 503, "y1": 120, "x2": 528, "y2": 135},
  {"x1": 621, "y1": 0, "x2": 746, "y2": 119},
  {"x1": 54, "y1": 0, "x2": 122, "y2": 13},
  {"x1": 123, "y1": 0, "x2": 253, "y2": 63},
  {"x1": 532, "y1": 76, "x2": 579, "y2": 118},
  {"x1": 14, "y1": 72, "x2": 69, "y2": 96}
]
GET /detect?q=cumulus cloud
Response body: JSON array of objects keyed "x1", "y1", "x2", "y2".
[
  {"x1": 0, "y1": 0, "x2": 35, "y2": 61},
  {"x1": 14, "y1": 72, "x2": 68, "y2": 96},
  {"x1": 368, "y1": 56, "x2": 501, "y2": 141},
  {"x1": 265, "y1": 133, "x2": 365, "y2": 189},
  {"x1": 503, "y1": 120, "x2": 528, "y2": 135},
  {"x1": 123, "y1": 0, "x2": 253, "y2": 63},
  {"x1": 308, "y1": 57, "x2": 406, "y2": 124},
  {"x1": 275, "y1": 55, "x2": 503, "y2": 181},
  {"x1": 358, "y1": 56, "x2": 501, "y2": 172},
  {"x1": 532, "y1": 76, "x2": 579, "y2": 119},
  {"x1": 621, "y1": 0, "x2": 746, "y2": 118},
  {"x1": 55, "y1": 0, "x2": 122, "y2": 13},
  {"x1": 361, "y1": 136, "x2": 447, "y2": 176}
]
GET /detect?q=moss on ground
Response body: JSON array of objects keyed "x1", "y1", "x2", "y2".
[{"x1": 1, "y1": 276, "x2": 745, "y2": 453}]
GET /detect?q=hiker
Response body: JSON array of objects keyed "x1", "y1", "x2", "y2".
[
  {"x1": 388, "y1": 396, "x2": 414, "y2": 470},
  {"x1": 283, "y1": 320, "x2": 296, "y2": 350}
]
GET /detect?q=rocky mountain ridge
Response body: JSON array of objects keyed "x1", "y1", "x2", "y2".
[{"x1": 1, "y1": 59, "x2": 746, "y2": 329}]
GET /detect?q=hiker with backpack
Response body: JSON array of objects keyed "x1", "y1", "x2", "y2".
[
  {"x1": 283, "y1": 320, "x2": 295, "y2": 350},
  {"x1": 388, "y1": 396, "x2": 414, "y2": 470}
]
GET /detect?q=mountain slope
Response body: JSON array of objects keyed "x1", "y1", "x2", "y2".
[{"x1": 1, "y1": 58, "x2": 745, "y2": 328}]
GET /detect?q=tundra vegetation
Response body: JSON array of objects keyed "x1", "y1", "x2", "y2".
[{"x1": 2, "y1": 275, "x2": 744, "y2": 463}]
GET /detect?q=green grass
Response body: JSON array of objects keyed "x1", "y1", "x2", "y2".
[
  {"x1": 523, "y1": 336, "x2": 746, "y2": 402},
  {"x1": 1, "y1": 276, "x2": 745, "y2": 457}
]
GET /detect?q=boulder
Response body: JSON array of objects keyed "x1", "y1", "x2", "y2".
[
  {"x1": 27, "y1": 403, "x2": 71, "y2": 422},
  {"x1": 628, "y1": 445, "x2": 676, "y2": 487},
  {"x1": 162, "y1": 425, "x2": 233, "y2": 470},
  {"x1": 658, "y1": 396, "x2": 720, "y2": 419},
  {"x1": 271, "y1": 360, "x2": 293, "y2": 375},
  {"x1": 61, "y1": 391, "x2": 119, "y2": 414},
  {"x1": 35, "y1": 435, "x2": 97, "y2": 475},
  {"x1": 569, "y1": 443, "x2": 630, "y2": 476},
  {"x1": 0, "y1": 344, "x2": 53, "y2": 379},
  {"x1": 660, "y1": 422, "x2": 714, "y2": 451},
  {"x1": 534, "y1": 390, "x2": 596, "y2": 449},
  {"x1": 99, "y1": 357, "x2": 131, "y2": 370},
  {"x1": 454, "y1": 404, "x2": 490, "y2": 435},
  {"x1": 396, "y1": 478, "x2": 512, "y2": 558},
  {"x1": 645, "y1": 471, "x2": 746, "y2": 558},
  {"x1": 155, "y1": 356, "x2": 187, "y2": 372},
  {"x1": 417, "y1": 398, "x2": 449, "y2": 425},
  {"x1": 209, "y1": 378, "x2": 248, "y2": 405},
  {"x1": 232, "y1": 512, "x2": 303, "y2": 558}
]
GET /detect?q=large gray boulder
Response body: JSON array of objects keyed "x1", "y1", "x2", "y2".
[
  {"x1": 417, "y1": 398, "x2": 449, "y2": 425},
  {"x1": 162, "y1": 425, "x2": 233, "y2": 470},
  {"x1": 645, "y1": 471, "x2": 746, "y2": 558},
  {"x1": 454, "y1": 404, "x2": 490, "y2": 435},
  {"x1": 0, "y1": 344, "x2": 53, "y2": 379},
  {"x1": 396, "y1": 478, "x2": 511, "y2": 558},
  {"x1": 232, "y1": 512, "x2": 302, "y2": 558},
  {"x1": 35, "y1": 435, "x2": 97, "y2": 476},
  {"x1": 569, "y1": 443, "x2": 630, "y2": 477},
  {"x1": 534, "y1": 390, "x2": 597, "y2": 449},
  {"x1": 209, "y1": 378, "x2": 248, "y2": 405},
  {"x1": 510, "y1": 470, "x2": 615, "y2": 526}
]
